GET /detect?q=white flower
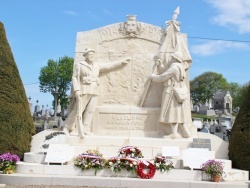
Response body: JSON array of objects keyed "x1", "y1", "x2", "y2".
[
  {"x1": 109, "y1": 162, "x2": 113, "y2": 165},
  {"x1": 111, "y1": 167, "x2": 114, "y2": 171},
  {"x1": 132, "y1": 162, "x2": 137, "y2": 165},
  {"x1": 130, "y1": 164, "x2": 133, "y2": 167}
]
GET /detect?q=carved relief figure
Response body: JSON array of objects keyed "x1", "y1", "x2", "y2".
[
  {"x1": 63, "y1": 48, "x2": 129, "y2": 137},
  {"x1": 150, "y1": 51, "x2": 191, "y2": 139},
  {"x1": 147, "y1": 7, "x2": 194, "y2": 138}
]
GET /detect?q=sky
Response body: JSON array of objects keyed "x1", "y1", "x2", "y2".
[{"x1": 1, "y1": 0, "x2": 250, "y2": 110}]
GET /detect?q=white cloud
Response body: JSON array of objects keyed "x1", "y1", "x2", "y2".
[
  {"x1": 63, "y1": 10, "x2": 77, "y2": 16},
  {"x1": 190, "y1": 40, "x2": 250, "y2": 56},
  {"x1": 205, "y1": 0, "x2": 250, "y2": 34}
]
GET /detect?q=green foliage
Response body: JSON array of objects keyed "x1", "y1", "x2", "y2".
[
  {"x1": 229, "y1": 85, "x2": 250, "y2": 175},
  {"x1": 231, "y1": 82, "x2": 250, "y2": 108},
  {"x1": 191, "y1": 113, "x2": 214, "y2": 121},
  {"x1": 39, "y1": 56, "x2": 74, "y2": 109},
  {"x1": 0, "y1": 22, "x2": 35, "y2": 158},
  {"x1": 190, "y1": 72, "x2": 229, "y2": 105}
]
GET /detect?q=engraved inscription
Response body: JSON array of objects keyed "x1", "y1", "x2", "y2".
[{"x1": 99, "y1": 114, "x2": 158, "y2": 131}]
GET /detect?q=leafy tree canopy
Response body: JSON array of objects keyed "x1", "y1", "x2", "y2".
[
  {"x1": 190, "y1": 71, "x2": 229, "y2": 105},
  {"x1": 39, "y1": 56, "x2": 74, "y2": 109},
  {"x1": 228, "y1": 82, "x2": 249, "y2": 108}
]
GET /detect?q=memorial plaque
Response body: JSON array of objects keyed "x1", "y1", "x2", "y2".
[
  {"x1": 45, "y1": 144, "x2": 74, "y2": 164},
  {"x1": 183, "y1": 148, "x2": 210, "y2": 169},
  {"x1": 162, "y1": 146, "x2": 180, "y2": 157},
  {"x1": 193, "y1": 138, "x2": 211, "y2": 151}
]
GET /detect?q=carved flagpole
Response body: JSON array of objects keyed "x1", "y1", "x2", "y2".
[{"x1": 139, "y1": 63, "x2": 158, "y2": 107}]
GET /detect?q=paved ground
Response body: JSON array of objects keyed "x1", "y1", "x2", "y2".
[{"x1": 4, "y1": 186, "x2": 118, "y2": 188}]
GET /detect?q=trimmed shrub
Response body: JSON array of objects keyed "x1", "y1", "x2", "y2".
[
  {"x1": 0, "y1": 22, "x2": 35, "y2": 158},
  {"x1": 229, "y1": 85, "x2": 250, "y2": 178}
]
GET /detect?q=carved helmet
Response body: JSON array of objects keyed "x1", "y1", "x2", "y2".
[
  {"x1": 83, "y1": 48, "x2": 95, "y2": 56},
  {"x1": 171, "y1": 51, "x2": 183, "y2": 63}
]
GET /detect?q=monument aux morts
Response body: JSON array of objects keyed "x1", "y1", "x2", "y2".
[
  {"x1": 7, "y1": 8, "x2": 248, "y2": 185},
  {"x1": 63, "y1": 7, "x2": 197, "y2": 139}
]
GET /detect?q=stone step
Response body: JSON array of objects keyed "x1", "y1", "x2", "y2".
[
  {"x1": 1, "y1": 173, "x2": 249, "y2": 188},
  {"x1": 24, "y1": 152, "x2": 232, "y2": 170},
  {"x1": 16, "y1": 162, "x2": 248, "y2": 181},
  {"x1": 31, "y1": 131, "x2": 229, "y2": 160}
]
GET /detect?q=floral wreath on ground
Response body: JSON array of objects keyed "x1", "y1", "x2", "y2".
[
  {"x1": 73, "y1": 149, "x2": 105, "y2": 175},
  {"x1": 106, "y1": 157, "x2": 138, "y2": 174},
  {"x1": 0, "y1": 152, "x2": 20, "y2": 174},
  {"x1": 152, "y1": 156, "x2": 174, "y2": 173},
  {"x1": 118, "y1": 146, "x2": 143, "y2": 158},
  {"x1": 73, "y1": 146, "x2": 174, "y2": 179},
  {"x1": 137, "y1": 160, "x2": 156, "y2": 179}
]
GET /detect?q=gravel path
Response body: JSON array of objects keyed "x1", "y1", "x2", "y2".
[{"x1": 4, "y1": 186, "x2": 124, "y2": 188}]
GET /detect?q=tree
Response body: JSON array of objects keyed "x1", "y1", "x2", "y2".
[
  {"x1": 190, "y1": 72, "x2": 229, "y2": 105},
  {"x1": 229, "y1": 85, "x2": 250, "y2": 173},
  {"x1": 0, "y1": 22, "x2": 35, "y2": 158},
  {"x1": 39, "y1": 56, "x2": 74, "y2": 109},
  {"x1": 231, "y1": 82, "x2": 250, "y2": 108},
  {"x1": 228, "y1": 82, "x2": 241, "y2": 108}
]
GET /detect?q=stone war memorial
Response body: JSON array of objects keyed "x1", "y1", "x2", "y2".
[
  {"x1": 1, "y1": 7, "x2": 249, "y2": 188},
  {"x1": 64, "y1": 7, "x2": 196, "y2": 139}
]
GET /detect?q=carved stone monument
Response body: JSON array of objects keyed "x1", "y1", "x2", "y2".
[{"x1": 64, "y1": 8, "x2": 197, "y2": 139}]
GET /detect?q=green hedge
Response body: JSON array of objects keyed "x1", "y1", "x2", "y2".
[
  {"x1": 0, "y1": 22, "x2": 35, "y2": 158},
  {"x1": 229, "y1": 85, "x2": 250, "y2": 178}
]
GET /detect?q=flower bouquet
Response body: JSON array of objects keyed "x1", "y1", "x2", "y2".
[
  {"x1": 106, "y1": 157, "x2": 138, "y2": 173},
  {"x1": 152, "y1": 156, "x2": 174, "y2": 173},
  {"x1": 74, "y1": 149, "x2": 105, "y2": 175},
  {"x1": 118, "y1": 146, "x2": 143, "y2": 158},
  {"x1": 105, "y1": 157, "x2": 123, "y2": 173},
  {"x1": 0, "y1": 153, "x2": 20, "y2": 174},
  {"x1": 120, "y1": 157, "x2": 138, "y2": 173},
  {"x1": 201, "y1": 160, "x2": 224, "y2": 182}
]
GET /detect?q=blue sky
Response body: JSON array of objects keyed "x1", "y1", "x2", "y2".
[{"x1": 1, "y1": 0, "x2": 250, "y2": 109}]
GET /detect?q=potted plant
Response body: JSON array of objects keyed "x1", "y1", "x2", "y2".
[
  {"x1": 201, "y1": 160, "x2": 224, "y2": 182},
  {"x1": 0, "y1": 153, "x2": 20, "y2": 174}
]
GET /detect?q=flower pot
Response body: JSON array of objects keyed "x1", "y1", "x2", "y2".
[
  {"x1": 212, "y1": 175, "x2": 221, "y2": 182},
  {"x1": 3, "y1": 167, "x2": 15, "y2": 174}
]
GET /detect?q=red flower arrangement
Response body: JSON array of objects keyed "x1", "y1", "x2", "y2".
[
  {"x1": 118, "y1": 146, "x2": 143, "y2": 158},
  {"x1": 137, "y1": 160, "x2": 156, "y2": 179}
]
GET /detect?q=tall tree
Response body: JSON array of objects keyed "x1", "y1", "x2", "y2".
[
  {"x1": 229, "y1": 85, "x2": 250, "y2": 173},
  {"x1": 39, "y1": 56, "x2": 74, "y2": 109},
  {"x1": 231, "y1": 82, "x2": 250, "y2": 108},
  {"x1": 190, "y1": 71, "x2": 229, "y2": 105},
  {"x1": 0, "y1": 22, "x2": 35, "y2": 158}
]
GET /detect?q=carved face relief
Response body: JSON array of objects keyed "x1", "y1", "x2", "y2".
[
  {"x1": 85, "y1": 52, "x2": 95, "y2": 64},
  {"x1": 119, "y1": 15, "x2": 141, "y2": 37},
  {"x1": 125, "y1": 20, "x2": 137, "y2": 35}
]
